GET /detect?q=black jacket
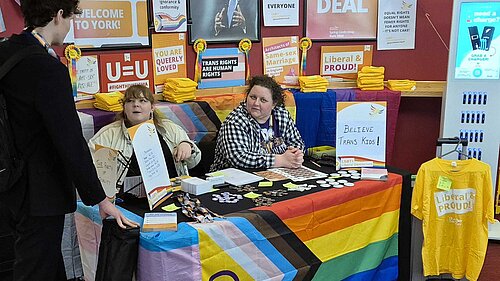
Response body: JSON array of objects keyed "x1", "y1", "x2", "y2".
[{"x1": 0, "y1": 31, "x2": 105, "y2": 216}]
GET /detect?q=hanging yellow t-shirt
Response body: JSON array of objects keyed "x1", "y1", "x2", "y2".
[{"x1": 411, "y1": 158, "x2": 494, "y2": 281}]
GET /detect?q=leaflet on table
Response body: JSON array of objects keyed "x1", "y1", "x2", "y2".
[
  {"x1": 142, "y1": 212, "x2": 177, "y2": 232},
  {"x1": 206, "y1": 168, "x2": 263, "y2": 186},
  {"x1": 361, "y1": 168, "x2": 388, "y2": 181},
  {"x1": 128, "y1": 120, "x2": 173, "y2": 210},
  {"x1": 336, "y1": 102, "x2": 387, "y2": 169},
  {"x1": 92, "y1": 145, "x2": 118, "y2": 200}
]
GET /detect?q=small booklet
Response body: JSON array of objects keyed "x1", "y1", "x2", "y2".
[
  {"x1": 142, "y1": 212, "x2": 177, "y2": 232},
  {"x1": 361, "y1": 168, "x2": 388, "y2": 181}
]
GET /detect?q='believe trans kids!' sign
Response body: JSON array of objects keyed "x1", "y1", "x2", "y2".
[{"x1": 336, "y1": 101, "x2": 387, "y2": 169}]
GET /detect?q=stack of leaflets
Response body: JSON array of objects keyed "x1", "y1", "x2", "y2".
[
  {"x1": 361, "y1": 168, "x2": 388, "y2": 181},
  {"x1": 142, "y1": 212, "x2": 177, "y2": 232},
  {"x1": 181, "y1": 177, "x2": 212, "y2": 195}
]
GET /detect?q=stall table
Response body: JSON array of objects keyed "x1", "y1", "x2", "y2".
[{"x1": 75, "y1": 166, "x2": 410, "y2": 281}]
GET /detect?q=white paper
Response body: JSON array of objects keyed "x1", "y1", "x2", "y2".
[
  {"x1": 263, "y1": 0, "x2": 299, "y2": 26},
  {"x1": 377, "y1": 0, "x2": 417, "y2": 50},
  {"x1": 207, "y1": 168, "x2": 263, "y2": 186},
  {"x1": 336, "y1": 102, "x2": 387, "y2": 168},
  {"x1": 76, "y1": 56, "x2": 100, "y2": 94},
  {"x1": 129, "y1": 121, "x2": 172, "y2": 210},
  {"x1": 92, "y1": 147, "x2": 118, "y2": 197},
  {"x1": 361, "y1": 168, "x2": 388, "y2": 181}
]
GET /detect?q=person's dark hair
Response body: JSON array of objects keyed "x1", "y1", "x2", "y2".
[
  {"x1": 246, "y1": 75, "x2": 285, "y2": 106},
  {"x1": 21, "y1": 0, "x2": 81, "y2": 28}
]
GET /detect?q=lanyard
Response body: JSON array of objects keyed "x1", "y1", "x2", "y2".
[{"x1": 31, "y1": 30, "x2": 57, "y2": 58}]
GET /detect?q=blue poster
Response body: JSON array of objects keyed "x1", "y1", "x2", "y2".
[{"x1": 455, "y1": 2, "x2": 500, "y2": 79}]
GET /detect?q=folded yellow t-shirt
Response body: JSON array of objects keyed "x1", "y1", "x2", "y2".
[
  {"x1": 360, "y1": 66, "x2": 385, "y2": 74},
  {"x1": 357, "y1": 78, "x2": 384, "y2": 86},
  {"x1": 164, "y1": 84, "x2": 197, "y2": 93},
  {"x1": 94, "y1": 91, "x2": 124, "y2": 106},
  {"x1": 94, "y1": 103, "x2": 123, "y2": 112},
  {"x1": 165, "y1": 78, "x2": 198, "y2": 88},
  {"x1": 358, "y1": 72, "x2": 384, "y2": 78}
]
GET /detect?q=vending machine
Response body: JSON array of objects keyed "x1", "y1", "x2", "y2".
[{"x1": 442, "y1": 0, "x2": 500, "y2": 238}]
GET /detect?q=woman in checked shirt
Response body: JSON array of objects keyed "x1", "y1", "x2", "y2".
[{"x1": 210, "y1": 75, "x2": 304, "y2": 171}]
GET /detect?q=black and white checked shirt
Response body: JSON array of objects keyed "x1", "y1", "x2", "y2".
[{"x1": 210, "y1": 103, "x2": 304, "y2": 171}]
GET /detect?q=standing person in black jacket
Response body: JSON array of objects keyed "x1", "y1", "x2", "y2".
[{"x1": 0, "y1": 1, "x2": 138, "y2": 280}]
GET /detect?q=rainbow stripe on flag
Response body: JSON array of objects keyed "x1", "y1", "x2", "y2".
[
  {"x1": 154, "y1": 13, "x2": 187, "y2": 32},
  {"x1": 137, "y1": 174, "x2": 402, "y2": 281}
]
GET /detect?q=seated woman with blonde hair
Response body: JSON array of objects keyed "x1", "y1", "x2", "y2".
[{"x1": 89, "y1": 85, "x2": 201, "y2": 187}]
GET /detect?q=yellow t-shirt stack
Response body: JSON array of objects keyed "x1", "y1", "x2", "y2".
[
  {"x1": 357, "y1": 66, "x2": 385, "y2": 91},
  {"x1": 387, "y1": 80, "x2": 416, "y2": 91},
  {"x1": 298, "y1": 75, "x2": 329, "y2": 92},
  {"x1": 411, "y1": 158, "x2": 494, "y2": 281},
  {"x1": 94, "y1": 91, "x2": 124, "y2": 112},
  {"x1": 163, "y1": 78, "x2": 197, "y2": 103}
]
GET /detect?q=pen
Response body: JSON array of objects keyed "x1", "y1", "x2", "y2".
[{"x1": 310, "y1": 160, "x2": 321, "y2": 168}]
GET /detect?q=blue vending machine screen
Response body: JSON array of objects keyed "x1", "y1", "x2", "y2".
[{"x1": 455, "y1": 2, "x2": 500, "y2": 79}]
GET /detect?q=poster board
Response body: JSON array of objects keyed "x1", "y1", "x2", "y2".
[
  {"x1": 152, "y1": 0, "x2": 187, "y2": 32},
  {"x1": 128, "y1": 121, "x2": 172, "y2": 210},
  {"x1": 152, "y1": 33, "x2": 187, "y2": 88},
  {"x1": 263, "y1": 0, "x2": 299, "y2": 26},
  {"x1": 320, "y1": 45, "x2": 373, "y2": 80},
  {"x1": 262, "y1": 36, "x2": 299, "y2": 85},
  {"x1": 77, "y1": 55, "x2": 101, "y2": 94},
  {"x1": 99, "y1": 51, "x2": 154, "y2": 92},
  {"x1": 336, "y1": 102, "x2": 387, "y2": 169},
  {"x1": 188, "y1": 0, "x2": 260, "y2": 43},
  {"x1": 377, "y1": 0, "x2": 417, "y2": 50},
  {"x1": 305, "y1": 0, "x2": 378, "y2": 40},
  {"x1": 199, "y1": 47, "x2": 246, "y2": 89},
  {"x1": 64, "y1": 0, "x2": 150, "y2": 49}
]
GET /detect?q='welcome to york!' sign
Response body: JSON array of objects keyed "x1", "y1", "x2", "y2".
[{"x1": 336, "y1": 101, "x2": 387, "y2": 169}]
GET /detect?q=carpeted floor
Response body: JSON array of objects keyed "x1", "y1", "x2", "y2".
[
  {"x1": 479, "y1": 240, "x2": 500, "y2": 280},
  {"x1": 478, "y1": 214, "x2": 500, "y2": 281}
]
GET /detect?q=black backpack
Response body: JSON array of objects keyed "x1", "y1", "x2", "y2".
[{"x1": 0, "y1": 45, "x2": 45, "y2": 192}]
